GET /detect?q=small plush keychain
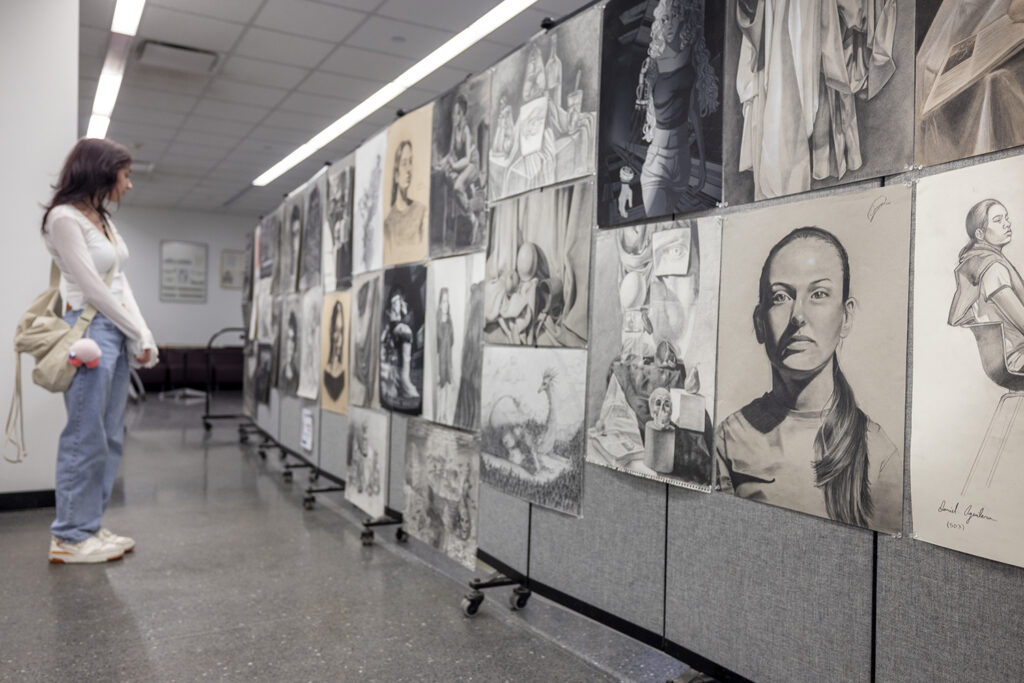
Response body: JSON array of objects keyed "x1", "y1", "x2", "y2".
[{"x1": 68, "y1": 338, "x2": 102, "y2": 369}]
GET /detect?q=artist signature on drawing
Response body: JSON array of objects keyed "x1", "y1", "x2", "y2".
[
  {"x1": 867, "y1": 196, "x2": 891, "y2": 222},
  {"x1": 937, "y1": 499, "x2": 998, "y2": 531}
]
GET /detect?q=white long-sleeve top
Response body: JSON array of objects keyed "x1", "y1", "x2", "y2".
[{"x1": 43, "y1": 204, "x2": 158, "y2": 368}]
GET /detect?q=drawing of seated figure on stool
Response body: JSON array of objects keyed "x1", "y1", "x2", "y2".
[{"x1": 949, "y1": 198, "x2": 1024, "y2": 493}]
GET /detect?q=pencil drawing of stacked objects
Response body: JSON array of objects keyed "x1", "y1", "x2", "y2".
[
  {"x1": 488, "y1": 4, "x2": 600, "y2": 202},
  {"x1": 484, "y1": 180, "x2": 593, "y2": 348},
  {"x1": 597, "y1": 0, "x2": 725, "y2": 227},
  {"x1": 587, "y1": 217, "x2": 721, "y2": 490}
]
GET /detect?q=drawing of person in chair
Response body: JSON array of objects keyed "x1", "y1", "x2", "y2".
[{"x1": 948, "y1": 198, "x2": 1024, "y2": 370}]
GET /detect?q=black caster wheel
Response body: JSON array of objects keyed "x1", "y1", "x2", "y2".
[
  {"x1": 309, "y1": 470, "x2": 320, "y2": 483},
  {"x1": 282, "y1": 471, "x2": 293, "y2": 483},
  {"x1": 303, "y1": 495, "x2": 316, "y2": 510},
  {"x1": 203, "y1": 421, "x2": 212, "y2": 431},
  {"x1": 509, "y1": 586, "x2": 531, "y2": 611},
  {"x1": 360, "y1": 530, "x2": 374, "y2": 546},
  {"x1": 461, "y1": 592, "x2": 484, "y2": 618},
  {"x1": 395, "y1": 528, "x2": 409, "y2": 543},
  {"x1": 258, "y1": 449, "x2": 267, "y2": 459},
  {"x1": 239, "y1": 434, "x2": 249, "y2": 443},
  {"x1": 279, "y1": 450, "x2": 287, "y2": 461}
]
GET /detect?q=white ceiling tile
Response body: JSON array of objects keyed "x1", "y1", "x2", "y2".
[
  {"x1": 118, "y1": 87, "x2": 199, "y2": 114},
  {"x1": 191, "y1": 98, "x2": 269, "y2": 124},
  {"x1": 181, "y1": 115, "x2": 252, "y2": 136},
  {"x1": 123, "y1": 64, "x2": 209, "y2": 96},
  {"x1": 138, "y1": 6, "x2": 246, "y2": 53},
  {"x1": 279, "y1": 91, "x2": 356, "y2": 118},
  {"x1": 262, "y1": 109, "x2": 334, "y2": 132},
  {"x1": 174, "y1": 129, "x2": 245, "y2": 149},
  {"x1": 414, "y1": 67, "x2": 468, "y2": 95},
  {"x1": 484, "y1": 8, "x2": 549, "y2": 47},
  {"x1": 80, "y1": 77, "x2": 98, "y2": 103},
  {"x1": 149, "y1": 0, "x2": 263, "y2": 23},
  {"x1": 205, "y1": 79, "x2": 289, "y2": 108},
  {"x1": 151, "y1": 160, "x2": 214, "y2": 177},
  {"x1": 80, "y1": 26, "x2": 108, "y2": 58},
  {"x1": 254, "y1": 0, "x2": 365, "y2": 43},
  {"x1": 234, "y1": 27, "x2": 334, "y2": 68},
  {"x1": 316, "y1": 0, "x2": 384, "y2": 11},
  {"x1": 114, "y1": 104, "x2": 189, "y2": 129},
  {"x1": 343, "y1": 16, "x2": 453, "y2": 60},
  {"x1": 217, "y1": 56, "x2": 310, "y2": 90},
  {"x1": 107, "y1": 119, "x2": 179, "y2": 143},
  {"x1": 446, "y1": 39, "x2": 513, "y2": 73},
  {"x1": 374, "y1": 0, "x2": 467, "y2": 32},
  {"x1": 80, "y1": 0, "x2": 115, "y2": 30},
  {"x1": 535, "y1": 0, "x2": 593, "y2": 16},
  {"x1": 248, "y1": 125, "x2": 314, "y2": 145},
  {"x1": 320, "y1": 45, "x2": 411, "y2": 81},
  {"x1": 391, "y1": 89, "x2": 433, "y2": 115},
  {"x1": 80, "y1": 54, "x2": 105, "y2": 81},
  {"x1": 298, "y1": 70, "x2": 376, "y2": 101},
  {"x1": 161, "y1": 142, "x2": 231, "y2": 161}
]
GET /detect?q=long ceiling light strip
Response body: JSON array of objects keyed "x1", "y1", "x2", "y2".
[
  {"x1": 252, "y1": 0, "x2": 539, "y2": 187},
  {"x1": 86, "y1": 0, "x2": 145, "y2": 139}
]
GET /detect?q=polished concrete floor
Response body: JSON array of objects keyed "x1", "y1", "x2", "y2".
[{"x1": 0, "y1": 395, "x2": 694, "y2": 682}]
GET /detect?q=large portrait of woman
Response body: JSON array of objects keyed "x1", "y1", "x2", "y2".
[
  {"x1": 716, "y1": 186, "x2": 911, "y2": 533},
  {"x1": 321, "y1": 290, "x2": 350, "y2": 415},
  {"x1": 384, "y1": 103, "x2": 432, "y2": 267}
]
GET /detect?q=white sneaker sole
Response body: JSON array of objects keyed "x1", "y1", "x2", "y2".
[{"x1": 49, "y1": 550, "x2": 125, "y2": 564}]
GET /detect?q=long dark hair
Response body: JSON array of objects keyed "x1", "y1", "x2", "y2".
[
  {"x1": 959, "y1": 198, "x2": 1004, "y2": 259},
  {"x1": 757, "y1": 227, "x2": 872, "y2": 527},
  {"x1": 329, "y1": 300, "x2": 344, "y2": 362},
  {"x1": 42, "y1": 138, "x2": 132, "y2": 232},
  {"x1": 390, "y1": 140, "x2": 412, "y2": 206}
]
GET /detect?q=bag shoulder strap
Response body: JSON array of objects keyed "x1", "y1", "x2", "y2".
[{"x1": 3, "y1": 355, "x2": 27, "y2": 463}]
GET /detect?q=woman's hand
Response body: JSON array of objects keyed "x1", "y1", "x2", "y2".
[{"x1": 135, "y1": 348, "x2": 152, "y2": 365}]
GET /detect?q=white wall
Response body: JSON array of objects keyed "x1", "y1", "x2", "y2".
[
  {"x1": 0, "y1": 1, "x2": 78, "y2": 492},
  {"x1": 113, "y1": 206, "x2": 255, "y2": 347}
]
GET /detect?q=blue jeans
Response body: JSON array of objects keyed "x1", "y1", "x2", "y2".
[{"x1": 50, "y1": 311, "x2": 130, "y2": 543}]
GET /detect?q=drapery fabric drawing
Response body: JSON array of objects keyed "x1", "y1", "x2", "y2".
[
  {"x1": 346, "y1": 406, "x2": 389, "y2": 519},
  {"x1": 350, "y1": 271, "x2": 382, "y2": 409},
  {"x1": 354, "y1": 132, "x2": 386, "y2": 275}
]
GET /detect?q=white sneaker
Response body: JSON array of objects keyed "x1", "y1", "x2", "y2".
[
  {"x1": 49, "y1": 534, "x2": 124, "y2": 564},
  {"x1": 97, "y1": 528, "x2": 135, "y2": 553}
]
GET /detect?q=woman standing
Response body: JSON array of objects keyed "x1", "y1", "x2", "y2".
[{"x1": 42, "y1": 138, "x2": 158, "y2": 563}]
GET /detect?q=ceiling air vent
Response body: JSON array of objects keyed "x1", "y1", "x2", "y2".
[{"x1": 135, "y1": 40, "x2": 219, "y2": 74}]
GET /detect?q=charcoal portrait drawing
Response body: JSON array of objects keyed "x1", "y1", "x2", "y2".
[
  {"x1": 488, "y1": 5, "x2": 600, "y2": 201},
  {"x1": 716, "y1": 187, "x2": 911, "y2": 533},
  {"x1": 299, "y1": 172, "x2": 325, "y2": 292},
  {"x1": 277, "y1": 294, "x2": 302, "y2": 396},
  {"x1": 321, "y1": 290, "x2": 350, "y2": 415},
  {"x1": 587, "y1": 217, "x2": 721, "y2": 490},
  {"x1": 384, "y1": 104, "x2": 432, "y2": 267},
  {"x1": 723, "y1": 0, "x2": 914, "y2": 203},
  {"x1": 350, "y1": 272, "x2": 382, "y2": 409},
  {"x1": 431, "y1": 72, "x2": 491, "y2": 257},
  {"x1": 324, "y1": 157, "x2": 354, "y2": 291},
  {"x1": 912, "y1": 156, "x2": 1024, "y2": 568},
  {"x1": 480, "y1": 346, "x2": 587, "y2": 516},
  {"x1": 380, "y1": 265, "x2": 427, "y2": 414},
  {"x1": 597, "y1": 0, "x2": 724, "y2": 227},
  {"x1": 297, "y1": 286, "x2": 322, "y2": 401},
  {"x1": 259, "y1": 210, "x2": 278, "y2": 281}
]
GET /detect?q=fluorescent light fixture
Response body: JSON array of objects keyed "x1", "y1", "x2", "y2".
[
  {"x1": 86, "y1": 114, "x2": 111, "y2": 140},
  {"x1": 87, "y1": 30, "x2": 133, "y2": 138},
  {"x1": 111, "y1": 0, "x2": 146, "y2": 36},
  {"x1": 253, "y1": 0, "x2": 539, "y2": 187},
  {"x1": 93, "y1": 67, "x2": 125, "y2": 118}
]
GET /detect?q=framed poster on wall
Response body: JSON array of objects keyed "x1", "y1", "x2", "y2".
[
  {"x1": 160, "y1": 240, "x2": 208, "y2": 303},
  {"x1": 220, "y1": 249, "x2": 246, "y2": 290}
]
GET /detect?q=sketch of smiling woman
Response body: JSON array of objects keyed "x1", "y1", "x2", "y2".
[{"x1": 715, "y1": 227, "x2": 902, "y2": 532}]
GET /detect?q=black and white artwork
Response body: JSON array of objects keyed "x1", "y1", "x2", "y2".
[
  {"x1": 242, "y1": 230, "x2": 254, "y2": 332},
  {"x1": 912, "y1": 156, "x2": 1024, "y2": 568},
  {"x1": 254, "y1": 342, "x2": 274, "y2": 405},
  {"x1": 380, "y1": 264, "x2": 427, "y2": 414},
  {"x1": 484, "y1": 180, "x2": 593, "y2": 348},
  {"x1": 597, "y1": 0, "x2": 724, "y2": 227},
  {"x1": 346, "y1": 406, "x2": 389, "y2": 519},
  {"x1": 916, "y1": 1, "x2": 1024, "y2": 167},
  {"x1": 354, "y1": 131, "x2": 386, "y2": 275},
  {"x1": 254, "y1": 278, "x2": 274, "y2": 343},
  {"x1": 299, "y1": 172, "x2": 325, "y2": 292},
  {"x1": 587, "y1": 217, "x2": 721, "y2": 490},
  {"x1": 270, "y1": 296, "x2": 282, "y2": 388},
  {"x1": 323, "y1": 156, "x2": 354, "y2": 291},
  {"x1": 431, "y1": 71, "x2": 491, "y2": 257},
  {"x1": 384, "y1": 103, "x2": 432, "y2": 266},
  {"x1": 480, "y1": 346, "x2": 587, "y2": 516},
  {"x1": 277, "y1": 194, "x2": 303, "y2": 294},
  {"x1": 277, "y1": 294, "x2": 302, "y2": 396},
  {"x1": 423, "y1": 253, "x2": 486, "y2": 431},
  {"x1": 321, "y1": 290, "x2": 350, "y2": 415},
  {"x1": 297, "y1": 286, "x2": 322, "y2": 401},
  {"x1": 259, "y1": 210, "x2": 278, "y2": 280},
  {"x1": 404, "y1": 418, "x2": 480, "y2": 569},
  {"x1": 723, "y1": 0, "x2": 914, "y2": 203},
  {"x1": 350, "y1": 271, "x2": 382, "y2": 409},
  {"x1": 488, "y1": 5, "x2": 600, "y2": 201},
  {"x1": 716, "y1": 186, "x2": 910, "y2": 533},
  {"x1": 242, "y1": 342, "x2": 257, "y2": 418}
]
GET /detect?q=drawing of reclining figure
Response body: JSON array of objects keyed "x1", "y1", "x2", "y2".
[{"x1": 949, "y1": 198, "x2": 1024, "y2": 371}]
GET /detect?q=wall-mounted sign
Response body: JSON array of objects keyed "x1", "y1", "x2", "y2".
[{"x1": 160, "y1": 240, "x2": 208, "y2": 303}]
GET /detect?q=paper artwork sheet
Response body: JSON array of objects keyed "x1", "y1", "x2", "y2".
[
  {"x1": 404, "y1": 418, "x2": 480, "y2": 569},
  {"x1": 380, "y1": 264, "x2": 427, "y2": 414},
  {"x1": 480, "y1": 345, "x2": 587, "y2": 516},
  {"x1": 321, "y1": 290, "x2": 351, "y2": 415},
  {"x1": 912, "y1": 155, "x2": 1024, "y2": 568},
  {"x1": 587, "y1": 216, "x2": 721, "y2": 490},
  {"x1": 483, "y1": 180, "x2": 594, "y2": 348},
  {"x1": 299, "y1": 171, "x2": 325, "y2": 292},
  {"x1": 254, "y1": 343, "x2": 273, "y2": 405},
  {"x1": 423, "y1": 252, "x2": 486, "y2": 431},
  {"x1": 488, "y1": 4, "x2": 601, "y2": 201},
  {"x1": 259, "y1": 211, "x2": 278, "y2": 281},
  {"x1": 716, "y1": 185, "x2": 911, "y2": 533},
  {"x1": 323, "y1": 156, "x2": 354, "y2": 291},
  {"x1": 350, "y1": 271, "x2": 382, "y2": 409},
  {"x1": 297, "y1": 286, "x2": 322, "y2": 400},
  {"x1": 597, "y1": 0, "x2": 724, "y2": 227},
  {"x1": 383, "y1": 104, "x2": 433, "y2": 266},
  {"x1": 346, "y1": 406, "x2": 389, "y2": 519},
  {"x1": 277, "y1": 294, "x2": 302, "y2": 396},
  {"x1": 430, "y1": 71, "x2": 491, "y2": 257},
  {"x1": 353, "y1": 131, "x2": 386, "y2": 275},
  {"x1": 277, "y1": 194, "x2": 303, "y2": 294}
]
